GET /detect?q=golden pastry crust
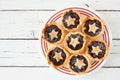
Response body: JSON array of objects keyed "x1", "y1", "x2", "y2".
[
  {"x1": 64, "y1": 32, "x2": 86, "y2": 53},
  {"x1": 42, "y1": 22, "x2": 65, "y2": 44},
  {"x1": 67, "y1": 53, "x2": 90, "y2": 75},
  {"x1": 86, "y1": 40, "x2": 108, "y2": 61},
  {"x1": 62, "y1": 10, "x2": 82, "y2": 32},
  {"x1": 82, "y1": 17, "x2": 104, "y2": 39},
  {"x1": 46, "y1": 46, "x2": 69, "y2": 69}
]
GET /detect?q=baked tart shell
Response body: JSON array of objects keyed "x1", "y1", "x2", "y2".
[
  {"x1": 64, "y1": 32, "x2": 86, "y2": 53},
  {"x1": 42, "y1": 22, "x2": 65, "y2": 44},
  {"x1": 46, "y1": 46, "x2": 69, "y2": 69},
  {"x1": 82, "y1": 17, "x2": 104, "y2": 39},
  {"x1": 86, "y1": 40, "x2": 109, "y2": 61},
  {"x1": 62, "y1": 10, "x2": 82, "y2": 32},
  {"x1": 67, "y1": 53, "x2": 90, "y2": 75}
]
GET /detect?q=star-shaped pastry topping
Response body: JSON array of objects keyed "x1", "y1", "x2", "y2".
[
  {"x1": 53, "y1": 52, "x2": 63, "y2": 62},
  {"x1": 66, "y1": 16, "x2": 76, "y2": 26},
  {"x1": 75, "y1": 59, "x2": 86, "y2": 69},
  {"x1": 69, "y1": 37, "x2": 80, "y2": 48},
  {"x1": 49, "y1": 29, "x2": 58, "y2": 40},
  {"x1": 92, "y1": 46, "x2": 102, "y2": 55},
  {"x1": 88, "y1": 23, "x2": 99, "y2": 34}
]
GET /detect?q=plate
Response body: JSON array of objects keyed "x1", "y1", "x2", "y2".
[{"x1": 40, "y1": 7, "x2": 111, "y2": 75}]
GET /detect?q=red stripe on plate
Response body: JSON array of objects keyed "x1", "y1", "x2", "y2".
[
  {"x1": 88, "y1": 60, "x2": 103, "y2": 73},
  {"x1": 60, "y1": 67, "x2": 70, "y2": 72},
  {"x1": 44, "y1": 41, "x2": 47, "y2": 53},
  {"x1": 50, "y1": 13, "x2": 62, "y2": 22},
  {"x1": 46, "y1": 42, "x2": 48, "y2": 51},
  {"x1": 104, "y1": 31, "x2": 106, "y2": 42},
  {"x1": 90, "y1": 61, "x2": 99, "y2": 68},
  {"x1": 45, "y1": 41, "x2": 48, "y2": 52},
  {"x1": 52, "y1": 16, "x2": 61, "y2": 22},
  {"x1": 105, "y1": 32, "x2": 108, "y2": 44},
  {"x1": 103, "y1": 31, "x2": 105, "y2": 40},
  {"x1": 41, "y1": 38, "x2": 46, "y2": 57},
  {"x1": 57, "y1": 68, "x2": 75, "y2": 75},
  {"x1": 105, "y1": 26, "x2": 110, "y2": 47},
  {"x1": 91, "y1": 61, "x2": 96, "y2": 65},
  {"x1": 77, "y1": 10, "x2": 93, "y2": 17}
]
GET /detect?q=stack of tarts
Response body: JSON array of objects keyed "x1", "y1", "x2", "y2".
[{"x1": 42, "y1": 9, "x2": 109, "y2": 75}]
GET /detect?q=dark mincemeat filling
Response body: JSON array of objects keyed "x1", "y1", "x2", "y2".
[
  {"x1": 48, "y1": 47, "x2": 66, "y2": 66},
  {"x1": 69, "y1": 55, "x2": 88, "y2": 73},
  {"x1": 62, "y1": 10, "x2": 80, "y2": 29},
  {"x1": 44, "y1": 25, "x2": 62, "y2": 43},
  {"x1": 67, "y1": 34, "x2": 84, "y2": 50},
  {"x1": 84, "y1": 19, "x2": 102, "y2": 36},
  {"x1": 88, "y1": 41, "x2": 106, "y2": 59}
]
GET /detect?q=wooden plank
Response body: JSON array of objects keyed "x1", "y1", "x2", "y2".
[
  {"x1": 0, "y1": 40, "x2": 119, "y2": 55},
  {"x1": 0, "y1": 0, "x2": 120, "y2": 10},
  {"x1": 0, "y1": 11, "x2": 119, "y2": 39},
  {"x1": 110, "y1": 40, "x2": 120, "y2": 54},
  {"x1": 104, "y1": 53, "x2": 120, "y2": 67},
  {"x1": 99, "y1": 12, "x2": 120, "y2": 39},
  {"x1": 0, "y1": 67, "x2": 118, "y2": 80},
  {"x1": 0, "y1": 52, "x2": 119, "y2": 67},
  {"x1": 0, "y1": 40, "x2": 119, "y2": 67},
  {"x1": 0, "y1": 40, "x2": 48, "y2": 66},
  {"x1": 0, "y1": 11, "x2": 54, "y2": 38}
]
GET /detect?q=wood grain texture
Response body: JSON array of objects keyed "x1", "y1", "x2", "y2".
[
  {"x1": 0, "y1": 40, "x2": 117, "y2": 55},
  {"x1": 0, "y1": 0, "x2": 120, "y2": 79},
  {"x1": 0, "y1": 11, "x2": 119, "y2": 39},
  {"x1": 0, "y1": 11, "x2": 54, "y2": 38},
  {"x1": 0, "y1": 0, "x2": 120, "y2": 10},
  {"x1": 0, "y1": 40, "x2": 118, "y2": 67},
  {"x1": 0, "y1": 67, "x2": 118, "y2": 80}
]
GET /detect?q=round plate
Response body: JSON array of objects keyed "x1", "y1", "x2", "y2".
[{"x1": 41, "y1": 7, "x2": 111, "y2": 75}]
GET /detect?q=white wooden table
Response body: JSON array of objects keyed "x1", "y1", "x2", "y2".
[{"x1": 0, "y1": 0, "x2": 120, "y2": 80}]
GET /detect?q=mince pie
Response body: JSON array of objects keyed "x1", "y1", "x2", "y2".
[
  {"x1": 42, "y1": 23, "x2": 65, "y2": 44},
  {"x1": 82, "y1": 17, "x2": 104, "y2": 39},
  {"x1": 62, "y1": 10, "x2": 82, "y2": 32},
  {"x1": 68, "y1": 54, "x2": 90, "y2": 74},
  {"x1": 64, "y1": 32, "x2": 85, "y2": 53},
  {"x1": 47, "y1": 46, "x2": 69, "y2": 68},
  {"x1": 86, "y1": 40, "x2": 108, "y2": 60}
]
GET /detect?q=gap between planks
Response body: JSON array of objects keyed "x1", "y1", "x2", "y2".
[
  {"x1": 0, "y1": 38, "x2": 39, "y2": 40},
  {"x1": 0, "y1": 38, "x2": 118, "y2": 40},
  {"x1": 0, "y1": 9, "x2": 120, "y2": 12},
  {"x1": 0, "y1": 66, "x2": 49, "y2": 68},
  {"x1": 0, "y1": 66, "x2": 118, "y2": 68},
  {"x1": 0, "y1": 9, "x2": 55, "y2": 11}
]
